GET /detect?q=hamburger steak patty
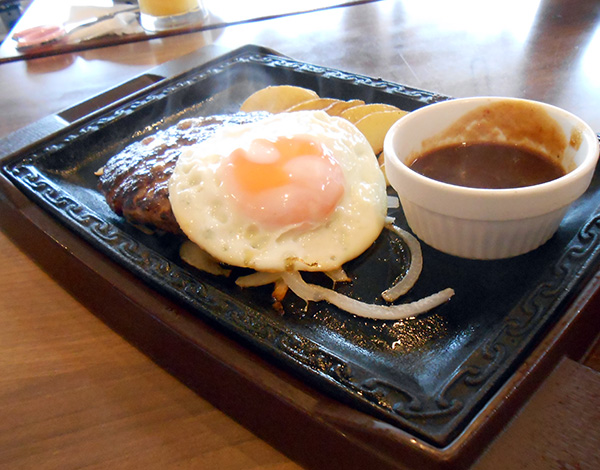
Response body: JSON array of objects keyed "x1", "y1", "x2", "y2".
[{"x1": 98, "y1": 112, "x2": 269, "y2": 233}]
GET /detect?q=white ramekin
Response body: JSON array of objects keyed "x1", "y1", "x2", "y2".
[{"x1": 383, "y1": 97, "x2": 599, "y2": 259}]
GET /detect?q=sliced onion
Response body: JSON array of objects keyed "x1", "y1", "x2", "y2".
[
  {"x1": 235, "y1": 271, "x2": 289, "y2": 302},
  {"x1": 382, "y1": 224, "x2": 423, "y2": 301},
  {"x1": 180, "y1": 220, "x2": 454, "y2": 320},
  {"x1": 235, "y1": 271, "x2": 282, "y2": 287},
  {"x1": 387, "y1": 195, "x2": 400, "y2": 209},
  {"x1": 282, "y1": 271, "x2": 454, "y2": 321},
  {"x1": 179, "y1": 241, "x2": 231, "y2": 277},
  {"x1": 325, "y1": 267, "x2": 351, "y2": 283}
]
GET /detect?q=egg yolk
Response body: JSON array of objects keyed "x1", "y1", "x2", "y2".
[{"x1": 221, "y1": 136, "x2": 345, "y2": 228}]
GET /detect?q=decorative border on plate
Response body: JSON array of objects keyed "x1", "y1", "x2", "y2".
[{"x1": 4, "y1": 47, "x2": 600, "y2": 446}]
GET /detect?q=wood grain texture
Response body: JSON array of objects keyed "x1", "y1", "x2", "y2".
[
  {"x1": 473, "y1": 358, "x2": 600, "y2": 470},
  {"x1": 0, "y1": 230, "x2": 300, "y2": 470}
]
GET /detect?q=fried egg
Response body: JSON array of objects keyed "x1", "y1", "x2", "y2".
[{"x1": 168, "y1": 110, "x2": 388, "y2": 272}]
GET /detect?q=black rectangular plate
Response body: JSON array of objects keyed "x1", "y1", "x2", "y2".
[{"x1": 3, "y1": 45, "x2": 600, "y2": 447}]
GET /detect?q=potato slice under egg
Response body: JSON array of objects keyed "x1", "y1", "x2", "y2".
[
  {"x1": 284, "y1": 98, "x2": 342, "y2": 112},
  {"x1": 324, "y1": 99, "x2": 365, "y2": 116},
  {"x1": 340, "y1": 103, "x2": 403, "y2": 123},
  {"x1": 240, "y1": 85, "x2": 319, "y2": 114},
  {"x1": 354, "y1": 109, "x2": 409, "y2": 155},
  {"x1": 239, "y1": 85, "x2": 410, "y2": 156}
]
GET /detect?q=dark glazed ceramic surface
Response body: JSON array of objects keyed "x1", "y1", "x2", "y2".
[{"x1": 4, "y1": 45, "x2": 600, "y2": 447}]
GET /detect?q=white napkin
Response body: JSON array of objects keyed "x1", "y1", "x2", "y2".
[{"x1": 66, "y1": 5, "x2": 142, "y2": 42}]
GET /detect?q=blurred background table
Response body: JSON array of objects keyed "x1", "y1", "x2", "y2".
[
  {"x1": 0, "y1": 0, "x2": 379, "y2": 62},
  {"x1": 1, "y1": 0, "x2": 599, "y2": 469}
]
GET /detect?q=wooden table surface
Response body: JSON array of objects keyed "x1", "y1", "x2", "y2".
[{"x1": 1, "y1": 0, "x2": 600, "y2": 468}]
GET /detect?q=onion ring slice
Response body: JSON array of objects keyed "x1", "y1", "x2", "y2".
[
  {"x1": 236, "y1": 271, "x2": 282, "y2": 287},
  {"x1": 382, "y1": 224, "x2": 423, "y2": 301},
  {"x1": 324, "y1": 267, "x2": 351, "y2": 283},
  {"x1": 282, "y1": 271, "x2": 454, "y2": 321},
  {"x1": 180, "y1": 240, "x2": 231, "y2": 277}
]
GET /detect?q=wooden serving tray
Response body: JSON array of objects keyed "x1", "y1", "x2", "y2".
[{"x1": 1, "y1": 44, "x2": 600, "y2": 469}]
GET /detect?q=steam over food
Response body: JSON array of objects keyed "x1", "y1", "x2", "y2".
[
  {"x1": 97, "y1": 85, "x2": 454, "y2": 320},
  {"x1": 239, "y1": 85, "x2": 409, "y2": 156}
]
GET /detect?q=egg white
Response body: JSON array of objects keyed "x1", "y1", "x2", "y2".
[{"x1": 168, "y1": 110, "x2": 388, "y2": 272}]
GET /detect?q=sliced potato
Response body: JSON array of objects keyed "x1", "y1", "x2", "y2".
[
  {"x1": 324, "y1": 99, "x2": 365, "y2": 116},
  {"x1": 240, "y1": 85, "x2": 319, "y2": 114},
  {"x1": 354, "y1": 110, "x2": 409, "y2": 155},
  {"x1": 340, "y1": 103, "x2": 402, "y2": 123},
  {"x1": 284, "y1": 98, "x2": 341, "y2": 112}
]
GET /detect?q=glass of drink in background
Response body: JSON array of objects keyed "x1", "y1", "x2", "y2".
[{"x1": 138, "y1": 0, "x2": 208, "y2": 32}]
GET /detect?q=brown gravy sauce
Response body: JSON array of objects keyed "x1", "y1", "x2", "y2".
[
  {"x1": 408, "y1": 100, "x2": 584, "y2": 188},
  {"x1": 409, "y1": 142, "x2": 566, "y2": 189}
]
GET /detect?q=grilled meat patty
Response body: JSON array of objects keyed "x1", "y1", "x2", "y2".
[{"x1": 98, "y1": 112, "x2": 269, "y2": 233}]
